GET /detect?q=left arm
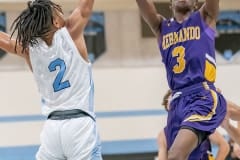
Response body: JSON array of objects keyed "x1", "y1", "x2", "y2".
[
  {"x1": 199, "y1": 0, "x2": 219, "y2": 28},
  {"x1": 222, "y1": 119, "x2": 240, "y2": 145},
  {"x1": 157, "y1": 130, "x2": 167, "y2": 160},
  {"x1": 65, "y1": 0, "x2": 94, "y2": 62},
  {"x1": 216, "y1": 88, "x2": 240, "y2": 121},
  {"x1": 66, "y1": 0, "x2": 94, "y2": 40},
  {"x1": 209, "y1": 131, "x2": 230, "y2": 160},
  {"x1": 227, "y1": 100, "x2": 240, "y2": 121}
]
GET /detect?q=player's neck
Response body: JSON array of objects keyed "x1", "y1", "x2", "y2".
[
  {"x1": 42, "y1": 29, "x2": 57, "y2": 46},
  {"x1": 173, "y1": 11, "x2": 193, "y2": 23}
]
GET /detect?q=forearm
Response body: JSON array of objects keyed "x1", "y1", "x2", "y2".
[
  {"x1": 136, "y1": 0, "x2": 162, "y2": 35},
  {"x1": 225, "y1": 124, "x2": 240, "y2": 145},
  {"x1": 136, "y1": 0, "x2": 157, "y2": 16},
  {"x1": 0, "y1": 31, "x2": 16, "y2": 54},
  {"x1": 0, "y1": 31, "x2": 10, "y2": 39},
  {"x1": 203, "y1": 0, "x2": 219, "y2": 19},
  {"x1": 79, "y1": 0, "x2": 94, "y2": 18},
  {"x1": 215, "y1": 142, "x2": 230, "y2": 160},
  {"x1": 209, "y1": 131, "x2": 230, "y2": 160},
  {"x1": 227, "y1": 100, "x2": 240, "y2": 121},
  {"x1": 67, "y1": 0, "x2": 94, "y2": 39},
  {"x1": 229, "y1": 108, "x2": 240, "y2": 121},
  {"x1": 0, "y1": 31, "x2": 26, "y2": 56}
]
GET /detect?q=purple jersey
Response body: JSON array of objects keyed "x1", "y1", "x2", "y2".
[
  {"x1": 200, "y1": 139, "x2": 214, "y2": 160},
  {"x1": 164, "y1": 82, "x2": 226, "y2": 160},
  {"x1": 158, "y1": 11, "x2": 216, "y2": 90}
]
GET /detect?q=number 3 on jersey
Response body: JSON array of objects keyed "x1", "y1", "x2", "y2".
[
  {"x1": 48, "y1": 58, "x2": 71, "y2": 92},
  {"x1": 172, "y1": 46, "x2": 186, "y2": 74}
]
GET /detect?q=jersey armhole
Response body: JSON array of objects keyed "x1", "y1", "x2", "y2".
[
  {"x1": 60, "y1": 27, "x2": 91, "y2": 66},
  {"x1": 197, "y1": 11, "x2": 216, "y2": 41}
]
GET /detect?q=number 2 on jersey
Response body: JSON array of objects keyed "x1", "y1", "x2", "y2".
[
  {"x1": 172, "y1": 46, "x2": 186, "y2": 74},
  {"x1": 48, "y1": 58, "x2": 71, "y2": 92}
]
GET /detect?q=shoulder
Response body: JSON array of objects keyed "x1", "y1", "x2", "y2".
[
  {"x1": 189, "y1": 11, "x2": 202, "y2": 21},
  {"x1": 54, "y1": 27, "x2": 72, "y2": 41}
]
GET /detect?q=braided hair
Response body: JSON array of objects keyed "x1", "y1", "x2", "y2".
[{"x1": 10, "y1": 0, "x2": 62, "y2": 53}]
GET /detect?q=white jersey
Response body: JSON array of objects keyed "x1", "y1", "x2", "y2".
[{"x1": 29, "y1": 27, "x2": 95, "y2": 118}]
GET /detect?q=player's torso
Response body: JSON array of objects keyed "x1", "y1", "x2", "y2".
[
  {"x1": 158, "y1": 11, "x2": 216, "y2": 90},
  {"x1": 29, "y1": 27, "x2": 94, "y2": 116}
]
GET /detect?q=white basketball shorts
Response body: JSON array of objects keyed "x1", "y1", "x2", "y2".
[{"x1": 36, "y1": 117, "x2": 102, "y2": 160}]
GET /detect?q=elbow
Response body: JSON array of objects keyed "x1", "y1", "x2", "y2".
[
  {"x1": 219, "y1": 142, "x2": 230, "y2": 157},
  {"x1": 224, "y1": 143, "x2": 230, "y2": 155},
  {"x1": 80, "y1": 0, "x2": 94, "y2": 18},
  {"x1": 0, "y1": 39, "x2": 12, "y2": 53},
  {"x1": 81, "y1": 7, "x2": 92, "y2": 18},
  {"x1": 203, "y1": 5, "x2": 219, "y2": 20}
]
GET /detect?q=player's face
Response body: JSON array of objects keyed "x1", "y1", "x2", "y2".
[{"x1": 171, "y1": 0, "x2": 197, "y2": 13}]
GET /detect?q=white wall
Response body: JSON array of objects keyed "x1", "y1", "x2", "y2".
[
  {"x1": 0, "y1": 64, "x2": 240, "y2": 146},
  {"x1": 1, "y1": 0, "x2": 240, "y2": 68}
]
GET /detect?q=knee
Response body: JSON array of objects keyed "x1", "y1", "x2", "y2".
[{"x1": 168, "y1": 149, "x2": 187, "y2": 160}]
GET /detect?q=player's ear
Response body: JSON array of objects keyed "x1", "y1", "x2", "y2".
[
  {"x1": 53, "y1": 19, "x2": 61, "y2": 29},
  {"x1": 52, "y1": 9, "x2": 62, "y2": 29}
]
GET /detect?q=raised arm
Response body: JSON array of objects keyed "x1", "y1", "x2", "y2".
[
  {"x1": 136, "y1": 0, "x2": 164, "y2": 36},
  {"x1": 66, "y1": 0, "x2": 94, "y2": 39},
  {"x1": 0, "y1": 31, "x2": 32, "y2": 70},
  {"x1": 0, "y1": 31, "x2": 26, "y2": 57},
  {"x1": 199, "y1": 0, "x2": 219, "y2": 28}
]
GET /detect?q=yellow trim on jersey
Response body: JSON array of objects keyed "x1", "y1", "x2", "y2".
[
  {"x1": 184, "y1": 83, "x2": 218, "y2": 122},
  {"x1": 208, "y1": 155, "x2": 215, "y2": 160},
  {"x1": 204, "y1": 60, "x2": 216, "y2": 82}
]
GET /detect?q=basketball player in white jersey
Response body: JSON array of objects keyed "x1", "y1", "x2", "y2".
[{"x1": 0, "y1": 0, "x2": 102, "y2": 159}]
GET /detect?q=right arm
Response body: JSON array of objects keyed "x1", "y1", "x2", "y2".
[
  {"x1": 136, "y1": 0, "x2": 165, "y2": 36},
  {"x1": 209, "y1": 131, "x2": 230, "y2": 160},
  {"x1": 199, "y1": 0, "x2": 219, "y2": 29},
  {"x1": 216, "y1": 89, "x2": 240, "y2": 121},
  {"x1": 222, "y1": 118, "x2": 240, "y2": 145},
  {"x1": 66, "y1": 0, "x2": 94, "y2": 62},
  {"x1": 67, "y1": 0, "x2": 94, "y2": 39},
  {"x1": 0, "y1": 31, "x2": 28, "y2": 57},
  {"x1": 0, "y1": 31, "x2": 32, "y2": 70},
  {"x1": 227, "y1": 100, "x2": 240, "y2": 121}
]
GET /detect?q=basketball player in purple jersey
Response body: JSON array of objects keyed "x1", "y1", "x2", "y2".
[
  {"x1": 158, "y1": 90, "x2": 229, "y2": 160},
  {"x1": 136, "y1": 0, "x2": 226, "y2": 159}
]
